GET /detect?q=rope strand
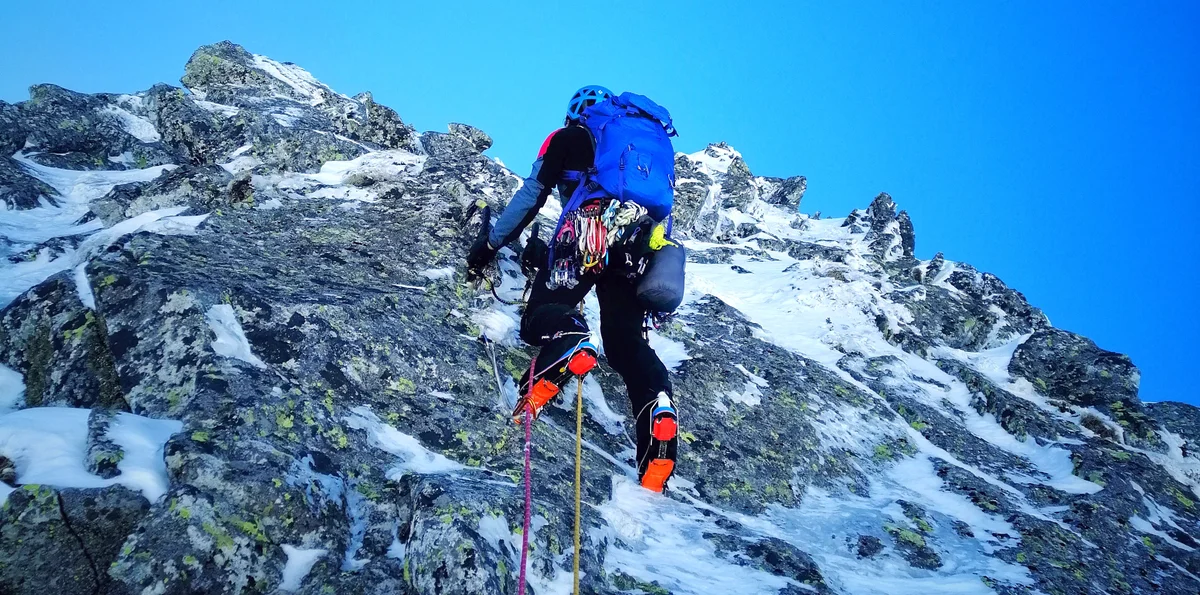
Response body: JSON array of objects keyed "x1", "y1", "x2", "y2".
[
  {"x1": 517, "y1": 357, "x2": 536, "y2": 595},
  {"x1": 573, "y1": 375, "x2": 584, "y2": 594}
]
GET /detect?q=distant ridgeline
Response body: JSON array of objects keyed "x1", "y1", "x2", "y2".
[{"x1": 0, "y1": 41, "x2": 1197, "y2": 595}]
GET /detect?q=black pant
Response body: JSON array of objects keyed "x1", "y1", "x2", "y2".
[{"x1": 521, "y1": 266, "x2": 677, "y2": 476}]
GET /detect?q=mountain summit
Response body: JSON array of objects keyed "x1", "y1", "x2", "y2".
[{"x1": 0, "y1": 41, "x2": 1197, "y2": 595}]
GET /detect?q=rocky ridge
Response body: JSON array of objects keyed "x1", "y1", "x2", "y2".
[{"x1": 0, "y1": 41, "x2": 1197, "y2": 595}]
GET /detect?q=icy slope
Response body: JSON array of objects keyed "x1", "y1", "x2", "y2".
[{"x1": 0, "y1": 40, "x2": 1197, "y2": 595}]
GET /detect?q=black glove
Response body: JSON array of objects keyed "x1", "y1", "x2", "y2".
[
  {"x1": 467, "y1": 236, "x2": 497, "y2": 279},
  {"x1": 521, "y1": 236, "x2": 548, "y2": 277}
]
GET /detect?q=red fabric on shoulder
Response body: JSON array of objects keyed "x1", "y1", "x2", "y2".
[{"x1": 537, "y1": 130, "x2": 559, "y2": 159}]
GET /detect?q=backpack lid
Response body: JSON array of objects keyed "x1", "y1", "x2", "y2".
[{"x1": 587, "y1": 93, "x2": 678, "y2": 137}]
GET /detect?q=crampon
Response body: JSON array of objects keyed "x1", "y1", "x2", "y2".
[
  {"x1": 640, "y1": 391, "x2": 678, "y2": 493},
  {"x1": 512, "y1": 337, "x2": 598, "y2": 423}
]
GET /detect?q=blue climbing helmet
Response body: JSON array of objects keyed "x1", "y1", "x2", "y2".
[{"x1": 566, "y1": 85, "x2": 614, "y2": 122}]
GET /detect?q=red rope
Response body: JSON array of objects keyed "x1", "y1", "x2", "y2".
[{"x1": 517, "y1": 357, "x2": 536, "y2": 595}]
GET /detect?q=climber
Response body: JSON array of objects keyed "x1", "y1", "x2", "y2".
[{"x1": 466, "y1": 86, "x2": 683, "y2": 492}]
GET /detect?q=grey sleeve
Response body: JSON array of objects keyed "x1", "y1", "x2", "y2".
[{"x1": 488, "y1": 160, "x2": 549, "y2": 248}]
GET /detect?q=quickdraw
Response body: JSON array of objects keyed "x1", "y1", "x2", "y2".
[
  {"x1": 577, "y1": 203, "x2": 608, "y2": 271},
  {"x1": 548, "y1": 199, "x2": 654, "y2": 290}
]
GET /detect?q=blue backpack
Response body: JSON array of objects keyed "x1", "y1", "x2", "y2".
[{"x1": 575, "y1": 93, "x2": 678, "y2": 221}]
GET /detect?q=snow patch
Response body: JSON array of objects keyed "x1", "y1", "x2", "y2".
[
  {"x1": 205, "y1": 305, "x2": 267, "y2": 368},
  {"x1": 106, "y1": 410, "x2": 184, "y2": 501},
  {"x1": 647, "y1": 330, "x2": 691, "y2": 371},
  {"x1": 473, "y1": 307, "x2": 520, "y2": 346},
  {"x1": 305, "y1": 150, "x2": 425, "y2": 186},
  {"x1": 139, "y1": 213, "x2": 209, "y2": 236},
  {"x1": 0, "y1": 407, "x2": 181, "y2": 505},
  {"x1": 0, "y1": 364, "x2": 24, "y2": 413},
  {"x1": 2, "y1": 205, "x2": 194, "y2": 308},
  {"x1": 735, "y1": 364, "x2": 769, "y2": 387},
  {"x1": 252, "y1": 54, "x2": 331, "y2": 106},
  {"x1": 581, "y1": 375, "x2": 625, "y2": 435},
  {"x1": 761, "y1": 458, "x2": 1032, "y2": 595},
  {"x1": 387, "y1": 526, "x2": 407, "y2": 560},
  {"x1": 686, "y1": 144, "x2": 742, "y2": 176},
  {"x1": 598, "y1": 476, "x2": 793, "y2": 594},
  {"x1": 3, "y1": 153, "x2": 175, "y2": 245},
  {"x1": 725, "y1": 381, "x2": 763, "y2": 407},
  {"x1": 194, "y1": 100, "x2": 240, "y2": 117},
  {"x1": 73, "y1": 262, "x2": 95, "y2": 309},
  {"x1": 279, "y1": 545, "x2": 326, "y2": 592},
  {"x1": 420, "y1": 267, "x2": 455, "y2": 281},
  {"x1": 344, "y1": 406, "x2": 463, "y2": 477},
  {"x1": 100, "y1": 104, "x2": 160, "y2": 143},
  {"x1": 219, "y1": 154, "x2": 261, "y2": 175}
]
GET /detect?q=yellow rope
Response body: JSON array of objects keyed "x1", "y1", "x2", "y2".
[{"x1": 573, "y1": 374, "x2": 583, "y2": 595}]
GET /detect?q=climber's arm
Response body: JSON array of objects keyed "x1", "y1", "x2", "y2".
[{"x1": 487, "y1": 130, "x2": 569, "y2": 249}]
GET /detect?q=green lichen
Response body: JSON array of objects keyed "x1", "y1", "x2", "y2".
[
  {"x1": 326, "y1": 426, "x2": 349, "y2": 449},
  {"x1": 202, "y1": 522, "x2": 234, "y2": 550},
  {"x1": 229, "y1": 517, "x2": 268, "y2": 542},
  {"x1": 93, "y1": 450, "x2": 124, "y2": 465},
  {"x1": 276, "y1": 412, "x2": 295, "y2": 430},
  {"x1": 885, "y1": 523, "x2": 926, "y2": 547},
  {"x1": 1169, "y1": 487, "x2": 1195, "y2": 509},
  {"x1": 355, "y1": 481, "x2": 380, "y2": 502},
  {"x1": 389, "y1": 378, "x2": 417, "y2": 394},
  {"x1": 873, "y1": 444, "x2": 894, "y2": 461},
  {"x1": 191, "y1": 430, "x2": 210, "y2": 443}
]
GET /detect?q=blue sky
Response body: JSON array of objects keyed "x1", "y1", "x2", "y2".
[{"x1": 3, "y1": 1, "x2": 1197, "y2": 404}]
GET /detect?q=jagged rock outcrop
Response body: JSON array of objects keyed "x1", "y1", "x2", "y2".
[
  {"x1": 1, "y1": 41, "x2": 1197, "y2": 595},
  {"x1": 672, "y1": 142, "x2": 808, "y2": 241},
  {"x1": 1010, "y1": 328, "x2": 1163, "y2": 450}
]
